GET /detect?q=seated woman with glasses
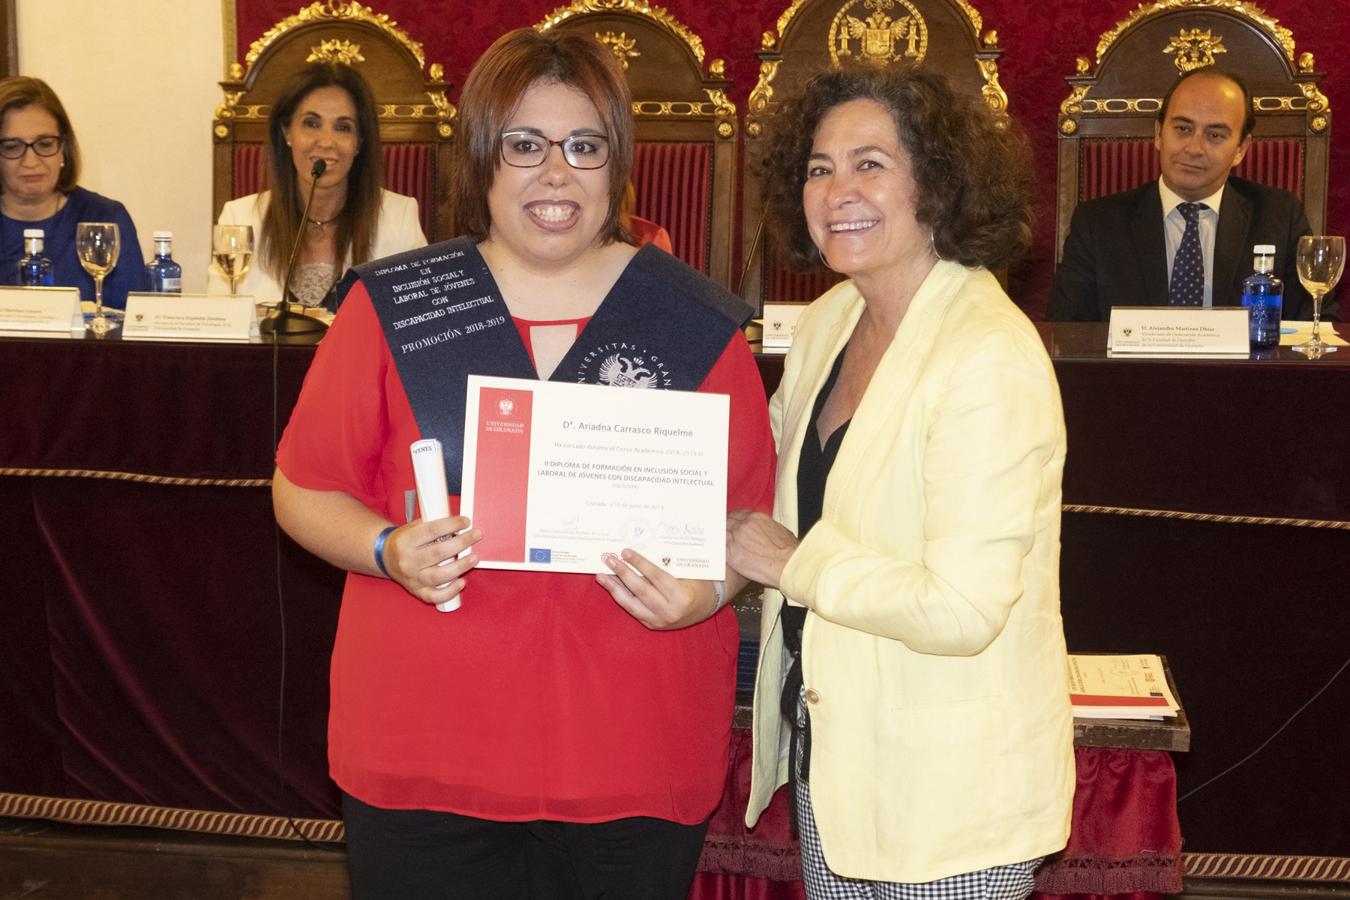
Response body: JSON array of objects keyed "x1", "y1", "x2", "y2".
[
  {"x1": 0, "y1": 76, "x2": 146, "y2": 308},
  {"x1": 271, "y1": 27, "x2": 774, "y2": 897}
]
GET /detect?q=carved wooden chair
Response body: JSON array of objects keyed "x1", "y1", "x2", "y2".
[
  {"x1": 1055, "y1": 2, "x2": 1330, "y2": 261},
  {"x1": 212, "y1": 1, "x2": 456, "y2": 241},
  {"x1": 740, "y1": 0, "x2": 1009, "y2": 310},
  {"x1": 537, "y1": 0, "x2": 738, "y2": 287}
]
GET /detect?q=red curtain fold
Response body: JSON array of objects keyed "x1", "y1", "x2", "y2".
[
  {"x1": 20, "y1": 478, "x2": 344, "y2": 818},
  {"x1": 632, "y1": 142, "x2": 711, "y2": 274},
  {"x1": 1082, "y1": 137, "x2": 1304, "y2": 202},
  {"x1": 382, "y1": 143, "x2": 433, "y2": 239},
  {"x1": 232, "y1": 143, "x2": 433, "y2": 239},
  {"x1": 1081, "y1": 140, "x2": 1161, "y2": 202},
  {"x1": 765, "y1": 240, "x2": 845, "y2": 304},
  {"x1": 1033, "y1": 748, "x2": 1182, "y2": 897},
  {"x1": 689, "y1": 874, "x2": 808, "y2": 900},
  {"x1": 232, "y1": 144, "x2": 266, "y2": 199},
  {"x1": 1235, "y1": 138, "x2": 1303, "y2": 197},
  {"x1": 699, "y1": 731, "x2": 1181, "y2": 898}
]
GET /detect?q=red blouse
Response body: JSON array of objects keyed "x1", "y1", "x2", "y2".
[{"x1": 276, "y1": 278, "x2": 775, "y2": 824}]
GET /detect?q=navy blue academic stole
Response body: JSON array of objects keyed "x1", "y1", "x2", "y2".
[{"x1": 346, "y1": 238, "x2": 751, "y2": 494}]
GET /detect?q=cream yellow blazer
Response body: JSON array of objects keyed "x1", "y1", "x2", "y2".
[{"x1": 746, "y1": 261, "x2": 1075, "y2": 884}]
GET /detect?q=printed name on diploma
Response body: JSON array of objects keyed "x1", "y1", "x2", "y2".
[{"x1": 563, "y1": 421, "x2": 695, "y2": 438}]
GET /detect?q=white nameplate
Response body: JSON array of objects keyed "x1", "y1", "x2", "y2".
[
  {"x1": 761, "y1": 302, "x2": 810, "y2": 352},
  {"x1": 122, "y1": 293, "x2": 259, "y2": 342},
  {"x1": 0, "y1": 286, "x2": 83, "y2": 335},
  {"x1": 1107, "y1": 306, "x2": 1249, "y2": 355}
]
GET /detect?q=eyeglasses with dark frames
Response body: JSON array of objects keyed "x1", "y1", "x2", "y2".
[
  {"x1": 500, "y1": 131, "x2": 610, "y2": 170},
  {"x1": 0, "y1": 136, "x2": 64, "y2": 160}
]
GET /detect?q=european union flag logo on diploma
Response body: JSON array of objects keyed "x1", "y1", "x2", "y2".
[{"x1": 529, "y1": 548, "x2": 552, "y2": 564}]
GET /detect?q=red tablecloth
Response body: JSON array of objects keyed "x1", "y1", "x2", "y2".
[{"x1": 694, "y1": 734, "x2": 1182, "y2": 899}]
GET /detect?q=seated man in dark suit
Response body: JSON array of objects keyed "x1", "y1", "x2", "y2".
[{"x1": 1049, "y1": 68, "x2": 1336, "y2": 322}]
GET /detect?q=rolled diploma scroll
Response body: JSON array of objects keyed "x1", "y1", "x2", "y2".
[{"x1": 410, "y1": 438, "x2": 461, "y2": 612}]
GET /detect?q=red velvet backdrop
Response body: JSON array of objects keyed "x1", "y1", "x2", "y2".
[{"x1": 234, "y1": 0, "x2": 1350, "y2": 317}]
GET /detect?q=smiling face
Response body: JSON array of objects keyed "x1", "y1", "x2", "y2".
[
  {"x1": 0, "y1": 104, "x2": 64, "y2": 204},
  {"x1": 802, "y1": 97, "x2": 932, "y2": 289},
  {"x1": 283, "y1": 85, "x2": 360, "y2": 192},
  {"x1": 1154, "y1": 73, "x2": 1251, "y2": 202},
  {"x1": 485, "y1": 79, "x2": 612, "y2": 272}
]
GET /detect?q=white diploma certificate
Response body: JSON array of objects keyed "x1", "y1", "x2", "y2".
[{"x1": 460, "y1": 374, "x2": 728, "y2": 578}]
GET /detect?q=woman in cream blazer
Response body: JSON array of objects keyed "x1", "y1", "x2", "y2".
[{"x1": 728, "y1": 68, "x2": 1074, "y2": 896}]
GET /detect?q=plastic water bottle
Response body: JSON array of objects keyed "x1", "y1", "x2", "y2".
[
  {"x1": 1240, "y1": 244, "x2": 1282, "y2": 350},
  {"x1": 145, "y1": 230, "x2": 182, "y2": 294},
  {"x1": 17, "y1": 229, "x2": 54, "y2": 286}
]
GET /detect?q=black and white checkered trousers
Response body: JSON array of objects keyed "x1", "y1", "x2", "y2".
[
  {"x1": 791, "y1": 689, "x2": 1041, "y2": 899},
  {"x1": 794, "y1": 779, "x2": 1040, "y2": 899}
]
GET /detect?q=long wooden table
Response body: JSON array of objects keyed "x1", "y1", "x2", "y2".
[{"x1": 2, "y1": 324, "x2": 1347, "y2": 893}]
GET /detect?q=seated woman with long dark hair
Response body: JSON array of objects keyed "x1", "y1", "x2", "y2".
[{"x1": 209, "y1": 62, "x2": 425, "y2": 305}]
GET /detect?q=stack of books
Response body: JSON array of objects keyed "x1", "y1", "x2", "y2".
[{"x1": 1068, "y1": 654, "x2": 1180, "y2": 720}]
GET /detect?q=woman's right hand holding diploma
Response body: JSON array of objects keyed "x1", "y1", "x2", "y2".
[{"x1": 382, "y1": 515, "x2": 483, "y2": 607}]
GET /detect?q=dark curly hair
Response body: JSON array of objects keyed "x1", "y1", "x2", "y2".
[{"x1": 761, "y1": 66, "x2": 1034, "y2": 272}]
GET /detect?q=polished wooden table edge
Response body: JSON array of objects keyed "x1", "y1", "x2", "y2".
[
  {"x1": 750, "y1": 321, "x2": 1350, "y2": 365},
  {"x1": 6, "y1": 320, "x2": 1346, "y2": 363}
]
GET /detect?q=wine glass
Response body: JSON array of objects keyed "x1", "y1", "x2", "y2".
[
  {"x1": 211, "y1": 224, "x2": 254, "y2": 296},
  {"x1": 76, "y1": 222, "x2": 120, "y2": 335},
  {"x1": 1294, "y1": 235, "x2": 1345, "y2": 359}
]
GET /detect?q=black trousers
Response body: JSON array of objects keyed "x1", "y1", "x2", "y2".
[{"x1": 342, "y1": 792, "x2": 710, "y2": 900}]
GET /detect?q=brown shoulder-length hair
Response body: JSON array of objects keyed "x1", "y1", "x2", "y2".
[
  {"x1": 453, "y1": 28, "x2": 635, "y2": 246},
  {"x1": 0, "y1": 76, "x2": 81, "y2": 193},
  {"x1": 259, "y1": 62, "x2": 383, "y2": 281},
  {"x1": 761, "y1": 66, "x2": 1034, "y2": 271}
]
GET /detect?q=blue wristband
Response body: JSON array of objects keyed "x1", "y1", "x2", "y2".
[{"x1": 373, "y1": 525, "x2": 396, "y2": 577}]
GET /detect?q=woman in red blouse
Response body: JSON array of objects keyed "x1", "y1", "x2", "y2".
[{"x1": 272, "y1": 27, "x2": 774, "y2": 898}]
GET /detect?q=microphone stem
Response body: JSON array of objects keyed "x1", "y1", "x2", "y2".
[{"x1": 278, "y1": 172, "x2": 325, "y2": 319}]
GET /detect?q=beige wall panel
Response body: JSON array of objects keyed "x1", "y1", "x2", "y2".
[{"x1": 17, "y1": 0, "x2": 222, "y2": 289}]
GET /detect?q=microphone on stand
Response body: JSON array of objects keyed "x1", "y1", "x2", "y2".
[
  {"x1": 260, "y1": 159, "x2": 330, "y2": 338},
  {"x1": 736, "y1": 214, "x2": 769, "y2": 348},
  {"x1": 736, "y1": 213, "x2": 767, "y2": 303}
]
